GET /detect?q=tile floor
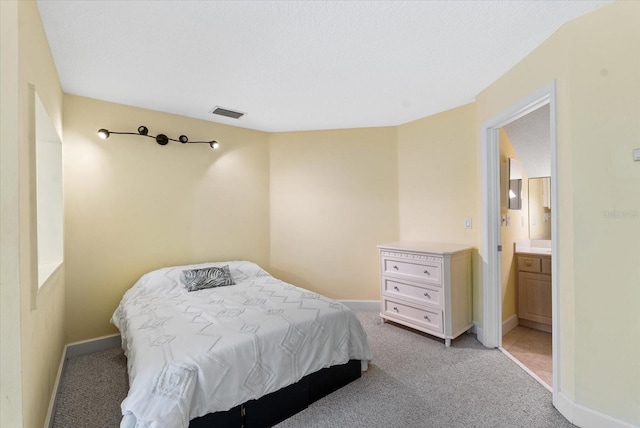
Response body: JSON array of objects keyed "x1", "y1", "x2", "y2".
[{"x1": 502, "y1": 325, "x2": 553, "y2": 387}]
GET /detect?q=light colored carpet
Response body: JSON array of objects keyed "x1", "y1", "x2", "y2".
[
  {"x1": 52, "y1": 310, "x2": 574, "y2": 427},
  {"x1": 52, "y1": 346, "x2": 127, "y2": 427}
]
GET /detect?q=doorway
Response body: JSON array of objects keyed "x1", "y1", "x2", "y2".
[
  {"x1": 500, "y1": 103, "x2": 553, "y2": 390},
  {"x1": 480, "y1": 81, "x2": 559, "y2": 398}
]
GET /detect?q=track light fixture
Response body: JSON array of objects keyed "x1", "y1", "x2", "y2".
[{"x1": 97, "y1": 126, "x2": 220, "y2": 150}]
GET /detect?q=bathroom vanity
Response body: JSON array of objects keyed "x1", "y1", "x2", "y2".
[{"x1": 515, "y1": 241, "x2": 552, "y2": 333}]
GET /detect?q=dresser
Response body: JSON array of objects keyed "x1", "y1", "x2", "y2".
[
  {"x1": 516, "y1": 252, "x2": 552, "y2": 333},
  {"x1": 378, "y1": 242, "x2": 473, "y2": 347}
]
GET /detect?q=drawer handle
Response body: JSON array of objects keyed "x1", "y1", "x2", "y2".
[
  {"x1": 525, "y1": 261, "x2": 532, "y2": 267},
  {"x1": 393, "y1": 307, "x2": 399, "y2": 312},
  {"x1": 423, "y1": 270, "x2": 430, "y2": 275},
  {"x1": 393, "y1": 286, "x2": 400, "y2": 291},
  {"x1": 393, "y1": 265, "x2": 399, "y2": 270},
  {"x1": 423, "y1": 315, "x2": 430, "y2": 321},
  {"x1": 423, "y1": 292, "x2": 430, "y2": 298}
]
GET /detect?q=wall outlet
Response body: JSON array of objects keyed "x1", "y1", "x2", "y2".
[{"x1": 464, "y1": 218, "x2": 472, "y2": 229}]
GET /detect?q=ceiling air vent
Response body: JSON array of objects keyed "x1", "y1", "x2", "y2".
[{"x1": 210, "y1": 106, "x2": 245, "y2": 119}]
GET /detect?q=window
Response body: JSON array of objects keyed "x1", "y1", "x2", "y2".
[{"x1": 35, "y1": 92, "x2": 63, "y2": 288}]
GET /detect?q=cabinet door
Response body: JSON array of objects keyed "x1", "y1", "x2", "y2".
[{"x1": 518, "y1": 272, "x2": 552, "y2": 326}]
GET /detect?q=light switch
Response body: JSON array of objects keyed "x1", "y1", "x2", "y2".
[
  {"x1": 634, "y1": 148, "x2": 640, "y2": 161},
  {"x1": 464, "y1": 218, "x2": 472, "y2": 229},
  {"x1": 506, "y1": 214, "x2": 511, "y2": 226}
]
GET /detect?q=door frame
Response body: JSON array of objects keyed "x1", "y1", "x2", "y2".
[{"x1": 480, "y1": 80, "x2": 559, "y2": 396}]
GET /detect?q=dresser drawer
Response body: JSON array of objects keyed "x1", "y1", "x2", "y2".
[
  {"x1": 381, "y1": 257, "x2": 442, "y2": 285},
  {"x1": 382, "y1": 278, "x2": 442, "y2": 309},
  {"x1": 517, "y1": 256, "x2": 541, "y2": 273},
  {"x1": 383, "y1": 299, "x2": 443, "y2": 333},
  {"x1": 541, "y1": 258, "x2": 551, "y2": 274}
]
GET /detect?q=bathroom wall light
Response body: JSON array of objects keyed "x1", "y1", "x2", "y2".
[{"x1": 97, "y1": 126, "x2": 220, "y2": 150}]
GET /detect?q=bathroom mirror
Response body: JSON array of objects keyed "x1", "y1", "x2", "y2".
[
  {"x1": 528, "y1": 177, "x2": 551, "y2": 240},
  {"x1": 508, "y1": 158, "x2": 522, "y2": 210}
]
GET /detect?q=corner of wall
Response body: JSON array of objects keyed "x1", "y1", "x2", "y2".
[{"x1": 16, "y1": 1, "x2": 67, "y2": 427}]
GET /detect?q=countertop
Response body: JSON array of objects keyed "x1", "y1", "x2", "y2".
[
  {"x1": 378, "y1": 242, "x2": 473, "y2": 255},
  {"x1": 515, "y1": 240, "x2": 552, "y2": 255}
]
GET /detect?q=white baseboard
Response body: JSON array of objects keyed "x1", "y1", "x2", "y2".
[
  {"x1": 502, "y1": 314, "x2": 519, "y2": 335},
  {"x1": 66, "y1": 333, "x2": 121, "y2": 358},
  {"x1": 554, "y1": 391, "x2": 574, "y2": 424},
  {"x1": 45, "y1": 334, "x2": 122, "y2": 427},
  {"x1": 476, "y1": 315, "x2": 518, "y2": 345},
  {"x1": 43, "y1": 345, "x2": 67, "y2": 428},
  {"x1": 555, "y1": 391, "x2": 638, "y2": 428},
  {"x1": 339, "y1": 300, "x2": 379, "y2": 311},
  {"x1": 472, "y1": 320, "x2": 483, "y2": 341}
]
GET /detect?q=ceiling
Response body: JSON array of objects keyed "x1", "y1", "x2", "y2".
[
  {"x1": 504, "y1": 104, "x2": 551, "y2": 178},
  {"x1": 37, "y1": 0, "x2": 610, "y2": 133}
]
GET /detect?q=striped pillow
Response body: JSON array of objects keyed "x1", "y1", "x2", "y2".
[{"x1": 182, "y1": 265, "x2": 235, "y2": 292}]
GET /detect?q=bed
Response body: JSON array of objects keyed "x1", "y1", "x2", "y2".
[{"x1": 111, "y1": 260, "x2": 372, "y2": 427}]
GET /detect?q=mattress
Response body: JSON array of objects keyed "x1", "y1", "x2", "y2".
[{"x1": 111, "y1": 261, "x2": 372, "y2": 428}]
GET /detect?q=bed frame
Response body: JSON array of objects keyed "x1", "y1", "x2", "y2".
[{"x1": 189, "y1": 359, "x2": 362, "y2": 428}]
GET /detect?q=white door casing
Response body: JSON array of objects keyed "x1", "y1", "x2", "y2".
[{"x1": 479, "y1": 81, "x2": 559, "y2": 399}]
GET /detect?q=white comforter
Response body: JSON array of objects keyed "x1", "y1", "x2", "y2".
[{"x1": 111, "y1": 261, "x2": 372, "y2": 428}]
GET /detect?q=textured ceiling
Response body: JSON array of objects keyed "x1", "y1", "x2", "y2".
[
  {"x1": 37, "y1": 0, "x2": 610, "y2": 133},
  {"x1": 504, "y1": 104, "x2": 551, "y2": 178}
]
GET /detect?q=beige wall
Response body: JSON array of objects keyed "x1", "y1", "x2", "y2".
[
  {"x1": 397, "y1": 103, "x2": 478, "y2": 244},
  {"x1": 476, "y1": 1, "x2": 640, "y2": 424},
  {"x1": 63, "y1": 96, "x2": 271, "y2": 342},
  {"x1": 499, "y1": 128, "x2": 529, "y2": 322},
  {"x1": 269, "y1": 128, "x2": 398, "y2": 300},
  {"x1": 0, "y1": 2, "x2": 22, "y2": 426},
  {"x1": 397, "y1": 103, "x2": 481, "y2": 317},
  {"x1": 0, "y1": 1, "x2": 67, "y2": 427},
  {"x1": 567, "y1": 4, "x2": 639, "y2": 423},
  {"x1": 19, "y1": 1, "x2": 67, "y2": 427}
]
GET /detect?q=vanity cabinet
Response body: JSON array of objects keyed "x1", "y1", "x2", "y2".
[
  {"x1": 378, "y1": 242, "x2": 473, "y2": 347},
  {"x1": 517, "y1": 253, "x2": 552, "y2": 332}
]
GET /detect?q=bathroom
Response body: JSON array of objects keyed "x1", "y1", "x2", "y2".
[{"x1": 498, "y1": 104, "x2": 553, "y2": 389}]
